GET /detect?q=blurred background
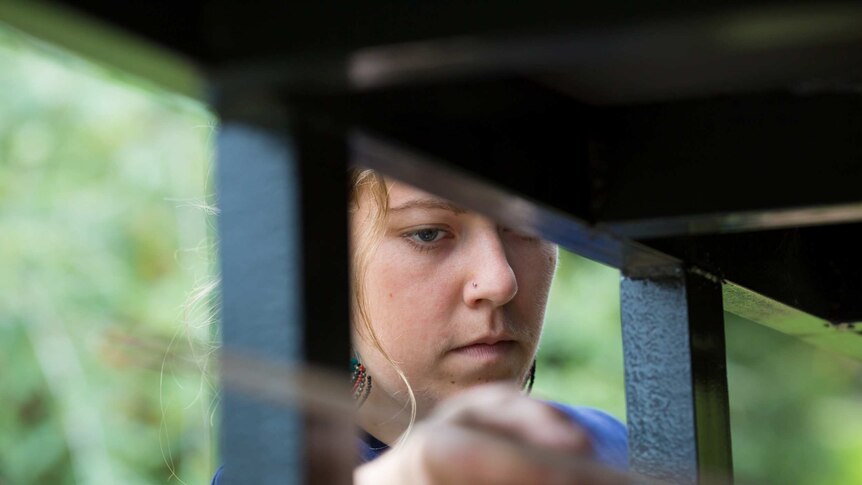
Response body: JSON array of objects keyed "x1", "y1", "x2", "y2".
[
  {"x1": 0, "y1": 24, "x2": 216, "y2": 485},
  {"x1": 1, "y1": 21, "x2": 861, "y2": 485}
]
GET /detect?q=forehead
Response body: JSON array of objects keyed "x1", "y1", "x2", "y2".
[
  {"x1": 386, "y1": 179, "x2": 441, "y2": 204},
  {"x1": 384, "y1": 180, "x2": 464, "y2": 211}
]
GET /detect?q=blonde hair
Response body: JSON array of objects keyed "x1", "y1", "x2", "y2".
[{"x1": 348, "y1": 168, "x2": 417, "y2": 443}]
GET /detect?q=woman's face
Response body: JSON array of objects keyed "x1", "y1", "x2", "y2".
[{"x1": 352, "y1": 179, "x2": 558, "y2": 419}]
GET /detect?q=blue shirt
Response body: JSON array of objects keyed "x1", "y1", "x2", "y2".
[
  {"x1": 546, "y1": 402, "x2": 629, "y2": 470},
  {"x1": 212, "y1": 402, "x2": 628, "y2": 483}
]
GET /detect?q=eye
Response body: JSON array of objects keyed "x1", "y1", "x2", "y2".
[
  {"x1": 410, "y1": 228, "x2": 445, "y2": 243},
  {"x1": 401, "y1": 227, "x2": 452, "y2": 252}
]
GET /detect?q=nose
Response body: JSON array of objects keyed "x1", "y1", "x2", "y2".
[{"x1": 464, "y1": 228, "x2": 518, "y2": 308}]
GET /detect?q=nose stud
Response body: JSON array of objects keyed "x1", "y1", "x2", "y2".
[{"x1": 472, "y1": 282, "x2": 478, "y2": 288}]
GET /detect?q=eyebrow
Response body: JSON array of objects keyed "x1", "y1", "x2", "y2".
[{"x1": 389, "y1": 197, "x2": 466, "y2": 214}]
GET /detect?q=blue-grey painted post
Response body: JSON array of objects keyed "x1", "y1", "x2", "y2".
[
  {"x1": 216, "y1": 111, "x2": 352, "y2": 484},
  {"x1": 218, "y1": 121, "x2": 303, "y2": 484},
  {"x1": 621, "y1": 266, "x2": 733, "y2": 484}
]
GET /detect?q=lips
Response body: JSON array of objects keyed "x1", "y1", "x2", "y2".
[{"x1": 451, "y1": 340, "x2": 516, "y2": 360}]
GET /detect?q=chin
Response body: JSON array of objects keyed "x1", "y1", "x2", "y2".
[{"x1": 461, "y1": 364, "x2": 526, "y2": 386}]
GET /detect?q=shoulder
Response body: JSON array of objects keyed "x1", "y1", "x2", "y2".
[
  {"x1": 358, "y1": 432, "x2": 389, "y2": 463},
  {"x1": 211, "y1": 465, "x2": 223, "y2": 485},
  {"x1": 543, "y1": 401, "x2": 629, "y2": 470}
]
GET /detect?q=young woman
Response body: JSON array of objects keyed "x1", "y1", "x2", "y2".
[
  {"x1": 349, "y1": 169, "x2": 627, "y2": 483},
  {"x1": 213, "y1": 169, "x2": 628, "y2": 484}
]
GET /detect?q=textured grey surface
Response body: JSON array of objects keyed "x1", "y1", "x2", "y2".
[
  {"x1": 217, "y1": 122, "x2": 302, "y2": 485},
  {"x1": 621, "y1": 268, "x2": 732, "y2": 484}
]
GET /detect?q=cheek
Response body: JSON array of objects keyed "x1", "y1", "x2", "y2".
[
  {"x1": 510, "y1": 244, "x2": 556, "y2": 317},
  {"x1": 363, "y1": 251, "x2": 457, "y2": 353}
]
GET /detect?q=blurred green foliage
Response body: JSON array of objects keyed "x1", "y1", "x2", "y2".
[
  {"x1": 1, "y1": 18, "x2": 861, "y2": 485},
  {"x1": 0, "y1": 25, "x2": 216, "y2": 484}
]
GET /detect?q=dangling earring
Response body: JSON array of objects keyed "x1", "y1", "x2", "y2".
[
  {"x1": 524, "y1": 359, "x2": 536, "y2": 395},
  {"x1": 351, "y1": 356, "x2": 372, "y2": 407}
]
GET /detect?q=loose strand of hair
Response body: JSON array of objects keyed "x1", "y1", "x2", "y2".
[{"x1": 349, "y1": 169, "x2": 419, "y2": 445}]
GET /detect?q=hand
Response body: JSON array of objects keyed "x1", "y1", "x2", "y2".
[{"x1": 355, "y1": 383, "x2": 630, "y2": 485}]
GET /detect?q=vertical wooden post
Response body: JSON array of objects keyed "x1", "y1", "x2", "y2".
[
  {"x1": 621, "y1": 266, "x2": 733, "y2": 484},
  {"x1": 216, "y1": 95, "x2": 351, "y2": 484}
]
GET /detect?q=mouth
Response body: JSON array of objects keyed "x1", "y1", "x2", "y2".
[{"x1": 451, "y1": 340, "x2": 517, "y2": 361}]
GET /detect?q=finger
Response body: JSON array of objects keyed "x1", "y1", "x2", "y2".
[
  {"x1": 432, "y1": 383, "x2": 591, "y2": 454},
  {"x1": 423, "y1": 422, "x2": 629, "y2": 485}
]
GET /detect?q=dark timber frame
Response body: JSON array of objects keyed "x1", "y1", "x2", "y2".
[
  {"x1": 621, "y1": 267, "x2": 731, "y2": 484},
  {"x1": 215, "y1": 98, "x2": 351, "y2": 484},
  {"x1": 5, "y1": 2, "x2": 862, "y2": 484}
]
